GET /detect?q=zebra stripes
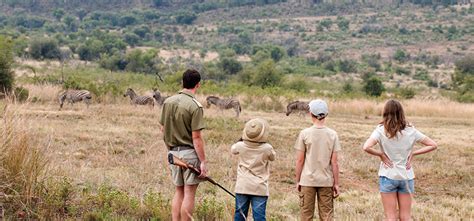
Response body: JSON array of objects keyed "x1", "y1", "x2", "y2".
[
  {"x1": 206, "y1": 96, "x2": 241, "y2": 117},
  {"x1": 123, "y1": 88, "x2": 154, "y2": 107},
  {"x1": 58, "y1": 89, "x2": 92, "y2": 109},
  {"x1": 152, "y1": 89, "x2": 169, "y2": 106},
  {"x1": 286, "y1": 101, "x2": 309, "y2": 116}
]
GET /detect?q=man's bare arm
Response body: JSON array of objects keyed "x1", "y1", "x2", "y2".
[{"x1": 192, "y1": 130, "x2": 207, "y2": 178}]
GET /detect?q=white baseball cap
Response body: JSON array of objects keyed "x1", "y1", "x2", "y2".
[{"x1": 309, "y1": 99, "x2": 328, "y2": 119}]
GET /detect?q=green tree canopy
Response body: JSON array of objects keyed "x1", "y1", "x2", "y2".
[{"x1": 0, "y1": 36, "x2": 14, "y2": 93}]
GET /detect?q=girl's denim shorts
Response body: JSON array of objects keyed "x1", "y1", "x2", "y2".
[{"x1": 379, "y1": 176, "x2": 414, "y2": 194}]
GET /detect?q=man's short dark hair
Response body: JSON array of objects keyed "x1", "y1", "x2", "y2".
[{"x1": 182, "y1": 69, "x2": 201, "y2": 89}]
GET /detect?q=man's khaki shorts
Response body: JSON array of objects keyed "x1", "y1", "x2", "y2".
[{"x1": 169, "y1": 149, "x2": 203, "y2": 186}]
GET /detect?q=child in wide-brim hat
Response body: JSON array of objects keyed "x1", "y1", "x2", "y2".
[{"x1": 231, "y1": 118, "x2": 276, "y2": 221}]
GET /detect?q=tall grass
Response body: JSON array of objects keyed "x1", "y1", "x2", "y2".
[{"x1": 0, "y1": 102, "x2": 49, "y2": 218}]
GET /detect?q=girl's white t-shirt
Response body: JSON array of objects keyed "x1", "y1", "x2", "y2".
[{"x1": 370, "y1": 125, "x2": 426, "y2": 180}]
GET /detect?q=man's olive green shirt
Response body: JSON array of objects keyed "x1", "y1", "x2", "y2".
[{"x1": 160, "y1": 90, "x2": 205, "y2": 149}]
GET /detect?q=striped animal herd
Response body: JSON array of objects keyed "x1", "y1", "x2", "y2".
[{"x1": 57, "y1": 88, "x2": 309, "y2": 118}]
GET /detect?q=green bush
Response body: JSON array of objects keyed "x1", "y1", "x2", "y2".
[
  {"x1": 452, "y1": 54, "x2": 474, "y2": 102},
  {"x1": 14, "y1": 86, "x2": 29, "y2": 102},
  {"x1": 363, "y1": 76, "x2": 384, "y2": 97},
  {"x1": 393, "y1": 48, "x2": 410, "y2": 63},
  {"x1": 29, "y1": 38, "x2": 61, "y2": 60},
  {"x1": 195, "y1": 197, "x2": 225, "y2": 220},
  {"x1": 0, "y1": 36, "x2": 14, "y2": 93},
  {"x1": 397, "y1": 87, "x2": 416, "y2": 99}
]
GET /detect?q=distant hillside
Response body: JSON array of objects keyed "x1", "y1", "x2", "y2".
[
  {"x1": 0, "y1": 0, "x2": 287, "y2": 13},
  {"x1": 0, "y1": 0, "x2": 467, "y2": 14}
]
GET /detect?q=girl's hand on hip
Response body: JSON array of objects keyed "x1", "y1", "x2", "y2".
[{"x1": 380, "y1": 153, "x2": 393, "y2": 168}]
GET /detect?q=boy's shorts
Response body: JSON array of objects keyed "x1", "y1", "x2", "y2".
[
  {"x1": 379, "y1": 176, "x2": 414, "y2": 194},
  {"x1": 169, "y1": 149, "x2": 203, "y2": 186}
]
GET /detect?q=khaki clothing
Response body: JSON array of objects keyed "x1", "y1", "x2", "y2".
[
  {"x1": 299, "y1": 186, "x2": 334, "y2": 221},
  {"x1": 160, "y1": 90, "x2": 205, "y2": 149},
  {"x1": 169, "y1": 149, "x2": 204, "y2": 186},
  {"x1": 294, "y1": 126, "x2": 341, "y2": 187},
  {"x1": 231, "y1": 141, "x2": 276, "y2": 196}
]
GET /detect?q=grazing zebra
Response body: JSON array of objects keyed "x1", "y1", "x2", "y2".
[
  {"x1": 58, "y1": 89, "x2": 92, "y2": 110},
  {"x1": 206, "y1": 96, "x2": 242, "y2": 117},
  {"x1": 152, "y1": 89, "x2": 169, "y2": 106},
  {"x1": 286, "y1": 101, "x2": 309, "y2": 116},
  {"x1": 123, "y1": 88, "x2": 154, "y2": 107}
]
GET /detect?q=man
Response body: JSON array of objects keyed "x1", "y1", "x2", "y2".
[{"x1": 160, "y1": 69, "x2": 207, "y2": 221}]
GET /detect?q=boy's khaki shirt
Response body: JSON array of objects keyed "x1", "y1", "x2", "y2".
[
  {"x1": 231, "y1": 141, "x2": 276, "y2": 196},
  {"x1": 294, "y1": 126, "x2": 341, "y2": 187}
]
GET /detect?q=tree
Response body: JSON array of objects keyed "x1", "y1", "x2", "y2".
[
  {"x1": 253, "y1": 59, "x2": 282, "y2": 88},
  {"x1": 452, "y1": 54, "x2": 474, "y2": 102},
  {"x1": 123, "y1": 33, "x2": 140, "y2": 47},
  {"x1": 0, "y1": 36, "x2": 14, "y2": 93},
  {"x1": 219, "y1": 57, "x2": 242, "y2": 75},
  {"x1": 75, "y1": 8, "x2": 88, "y2": 21},
  {"x1": 393, "y1": 49, "x2": 410, "y2": 63},
  {"x1": 63, "y1": 15, "x2": 78, "y2": 32},
  {"x1": 29, "y1": 38, "x2": 61, "y2": 60},
  {"x1": 363, "y1": 76, "x2": 385, "y2": 97},
  {"x1": 175, "y1": 12, "x2": 197, "y2": 25},
  {"x1": 53, "y1": 8, "x2": 65, "y2": 21},
  {"x1": 337, "y1": 17, "x2": 350, "y2": 31},
  {"x1": 153, "y1": 0, "x2": 167, "y2": 7}
]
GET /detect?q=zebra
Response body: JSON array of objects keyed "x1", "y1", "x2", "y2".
[
  {"x1": 286, "y1": 101, "x2": 309, "y2": 116},
  {"x1": 152, "y1": 88, "x2": 169, "y2": 106},
  {"x1": 206, "y1": 96, "x2": 242, "y2": 117},
  {"x1": 58, "y1": 89, "x2": 92, "y2": 110},
  {"x1": 123, "y1": 88, "x2": 154, "y2": 108}
]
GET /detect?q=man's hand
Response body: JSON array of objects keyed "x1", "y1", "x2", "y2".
[
  {"x1": 333, "y1": 185, "x2": 340, "y2": 198},
  {"x1": 296, "y1": 183, "x2": 301, "y2": 192},
  {"x1": 199, "y1": 161, "x2": 208, "y2": 178},
  {"x1": 380, "y1": 153, "x2": 393, "y2": 168}
]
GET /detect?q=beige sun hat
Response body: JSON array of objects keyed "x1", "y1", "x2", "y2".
[{"x1": 242, "y1": 118, "x2": 269, "y2": 143}]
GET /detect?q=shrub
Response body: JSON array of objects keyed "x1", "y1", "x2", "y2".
[
  {"x1": 363, "y1": 76, "x2": 384, "y2": 97},
  {"x1": 175, "y1": 12, "x2": 197, "y2": 25},
  {"x1": 0, "y1": 36, "x2": 14, "y2": 93},
  {"x1": 343, "y1": 82, "x2": 354, "y2": 93},
  {"x1": 397, "y1": 87, "x2": 416, "y2": 99},
  {"x1": 393, "y1": 49, "x2": 410, "y2": 63},
  {"x1": 253, "y1": 59, "x2": 282, "y2": 88},
  {"x1": 13, "y1": 86, "x2": 29, "y2": 102},
  {"x1": 195, "y1": 197, "x2": 225, "y2": 220},
  {"x1": 452, "y1": 54, "x2": 474, "y2": 102},
  {"x1": 29, "y1": 38, "x2": 61, "y2": 60},
  {"x1": 219, "y1": 57, "x2": 242, "y2": 75},
  {"x1": 394, "y1": 66, "x2": 411, "y2": 75},
  {"x1": 0, "y1": 105, "x2": 49, "y2": 218},
  {"x1": 337, "y1": 17, "x2": 350, "y2": 31}
]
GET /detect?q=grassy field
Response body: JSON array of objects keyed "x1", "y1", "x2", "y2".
[{"x1": 2, "y1": 93, "x2": 473, "y2": 220}]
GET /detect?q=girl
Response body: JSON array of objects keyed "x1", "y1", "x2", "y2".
[{"x1": 362, "y1": 99, "x2": 437, "y2": 221}]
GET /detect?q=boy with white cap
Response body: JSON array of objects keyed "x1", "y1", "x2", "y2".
[
  {"x1": 294, "y1": 99, "x2": 341, "y2": 221},
  {"x1": 231, "y1": 118, "x2": 276, "y2": 221}
]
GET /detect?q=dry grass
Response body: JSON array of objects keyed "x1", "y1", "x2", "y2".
[{"x1": 2, "y1": 93, "x2": 472, "y2": 219}]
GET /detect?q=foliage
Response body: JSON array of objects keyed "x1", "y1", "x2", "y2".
[
  {"x1": 29, "y1": 38, "x2": 61, "y2": 60},
  {"x1": 337, "y1": 17, "x2": 350, "y2": 31},
  {"x1": 1, "y1": 106, "x2": 49, "y2": 218},
  {"x1": 219, "y1": 57, "x2": 242, "y2": 75},
  {"x1": 0, "y1": 36, "x2": 14, "y2": 93},
  {"x1": 175, "y1": 11, "x2": 197, "y2": 25},
  {"x1": 393, "y1": 48, "x2": 410, "y2": 63},
  {"x1": 452, "y1": 54, "x2": 474, "y2": 102},
  {"x1": 396, "y1": 87, "x2": 416, "y2": 99},
  {"x1": 195, "y1": 197, "x2": 225, "y2": 220},
  {"x1": 125, "y1": 49, "x2": 160, "y2": 74},
  {"x1": 363, "y1": 76, "x2": 384, "y2": 97},
  {"x1": 241, "y1": 59, "x2": 282, "y2": 88},
  {"x1": 14, "y1": 86, "x2": 29, "y2": 102}
]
